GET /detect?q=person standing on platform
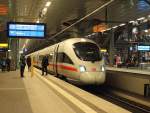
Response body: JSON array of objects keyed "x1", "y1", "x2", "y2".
[
  {"x1": 41, "y1": 56, "x2": 49, "y2": 75},
  {"x1": 20, "y1": 54, "x2": 26, "y2": 78},
  {"x1": 1, "y1": 58, "x2": 6, "y2": 72},
  {"x1": 26, "y1": 56, "x2": 31, "y2": 72},
  {"x1": 6, "y1": 57, "x2": 11, "y2": 72}
]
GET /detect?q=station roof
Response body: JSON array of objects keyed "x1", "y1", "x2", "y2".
[{"x1": 0, "y1": 0, "x2": 150, "y2": 53}]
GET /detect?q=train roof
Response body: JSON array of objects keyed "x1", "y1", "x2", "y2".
[{"x1": 27, "y1": 38, "x2": 96, "y2": 56}]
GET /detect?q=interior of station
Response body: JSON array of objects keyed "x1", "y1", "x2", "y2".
[
  {"x1": 0, "y1": 0, "x2": 150, "y2": 71},
  {"x1": 0, "y1": 1, "x2": 150, "y2": 113}
]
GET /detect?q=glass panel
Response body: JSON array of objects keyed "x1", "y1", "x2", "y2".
[{"x1": 73, "y1": 42, "x2": 102, "y2": 61}]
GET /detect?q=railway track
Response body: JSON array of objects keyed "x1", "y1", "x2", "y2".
[
  {"x1": 79, "y1": 85, "x2": 150, "y2": 113},
  {"x1": 35, "y1": 68, "x2": 150, "y2": 112}
]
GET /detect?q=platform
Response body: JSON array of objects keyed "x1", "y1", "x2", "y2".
[{"x1": 0, "y1": 68, "x2": 131, "y2": 113}]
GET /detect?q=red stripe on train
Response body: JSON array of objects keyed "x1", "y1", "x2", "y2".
[{"x1": 48, "y1": 64, "x2": 77, "y2": 72}]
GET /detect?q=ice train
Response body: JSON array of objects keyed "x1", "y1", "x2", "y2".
[{"x1": 28, "y1": 38, "x2": 105, "y2": 85}]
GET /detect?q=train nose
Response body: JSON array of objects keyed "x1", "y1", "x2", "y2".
[{"x1": 80, "y1": 72, "x2": 105, "y2": 85}]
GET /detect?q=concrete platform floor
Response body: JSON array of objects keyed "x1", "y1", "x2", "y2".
[
  {"x1": 0, "y1": 71, "x2": 33, "y2": 113},
  {"x1": 0, "y1": 70, "x2": 76, "y2": 113}
]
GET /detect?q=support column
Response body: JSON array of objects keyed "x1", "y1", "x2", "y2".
[
  {"x1": 9, "y1": 39, "x2": 19, "y2": 70},
  {"x1": 109, "y1": 29, "x2": 115, "y2": 65}
]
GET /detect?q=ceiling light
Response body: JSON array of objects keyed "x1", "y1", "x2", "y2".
[
  {"x1": 42, "y1": 7, "x2": 47, "y2": 15},
  {"x1": 119, "y1": 23, "x2": 125, "y2": 26},
  {"x1": 144, "y1": 30, "x2": 148, "y2": 33},
  {"x1": 45, "y1": 1, "x2": 52, "y2": 7},
  {"x1": 43, "y1": 7, "x2": 47, "y2": 12},
  {"x1": 112, "y1": 26, "x2": 118, "y2": 29},
  {"x1": 106, "y1": 28, "x2": 111, "y2": 31},
  {"x1": 129, "y1": 20, "x2": 135, "y2": 23},
  {"x1": 36, "y1": 20, "x2": 40, "y2": 23},
  {"x1": 19, "y1": 51, "x2": 23, "y2": 54},
  {"x1": 101, "y1": 30, "x2": 106, "y2": 32},
  {"x1": 137, "y1": 17, "x2": 145, "y2": 21}
]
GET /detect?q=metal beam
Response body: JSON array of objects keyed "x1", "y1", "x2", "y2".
[{"x1": 144, "y1": 0, "x2": 150, "y2": 5}]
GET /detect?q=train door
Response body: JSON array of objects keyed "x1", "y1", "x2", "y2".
[{"x1": 53, "y1": 44, "x2": 59, "y2": 76}]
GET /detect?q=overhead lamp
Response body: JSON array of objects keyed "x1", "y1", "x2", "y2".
[
  {"x1": 129, "y1": 20, "x2": 135, "y2": 23},
  {"x1": 101, "y1": 30, "x2": 106, "y2": 32},
  {"x1": 112, "y1": 26, "x2": 118, "y2": 29},
  {"x1": 144, "y1": 30, "x2": 148, "y2": 33},
  {"x1": 36, "y1": 20, "x2": 40, "y2": 23},
  {"x1": 45, "y1": 1, "x2": 52, "y2": 7},
  {"x1": 119, "y1": 23, "x2": 125, "y2": 26},
  {"x1": 19, "y1": 51, "x2": 23, "y2": 54},
  {"x1": 43, "y1": 7, "x2": 47, "y2": 12},
  {"x1": 137, "y1": 17, "x2": 145, "y2": 21},
  {"x1": 42, "y1": 7, "x2": 48, "y2": 15}
]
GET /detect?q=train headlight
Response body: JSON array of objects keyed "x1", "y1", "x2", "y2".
[
  {"x1": 79, "y1": 65, "x2": 86, "y2": 72},
  {"x1": 101, "y1": 65, "x2": 105, "y2": 72}
]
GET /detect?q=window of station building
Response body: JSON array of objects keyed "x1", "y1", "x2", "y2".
[{"x1": 57, "y1": 52, "x2": 73, "y2": 64}]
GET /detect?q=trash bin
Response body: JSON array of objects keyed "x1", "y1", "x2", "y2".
[{"x1": 144, "y1": 84, "x2": 150, "y2": 97}]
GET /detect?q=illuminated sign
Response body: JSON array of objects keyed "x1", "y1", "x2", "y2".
[
  {"x1": 0, "y1": 4, "x2": 8, "y2": 15},
  {"x1": 100, "y1": 49, "x2": 107, "y2": 52},
  {"x1": 93, "y1": 23, "x2": 108, "y2": 32},
  {"x1": 0, "y1": 43, "x2": 8, "y2": 48},
  {"x1": 138, "y1": 46, "x2": 150, "y2": 51},
  {"x1": 7, "y1": 22, "x2": 46, "y2": 38}
]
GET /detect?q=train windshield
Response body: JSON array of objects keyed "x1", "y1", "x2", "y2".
[{"x1": 73, "y1": 42, "x2": 102, "y2": 61}]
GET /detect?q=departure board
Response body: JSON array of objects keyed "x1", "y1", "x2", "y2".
[
  {"x1": 138, "y1": 46, "x2": 150, "y2": 51},
  {"x1": 7, "y1": 22, "x2": 46, "y2": 38}
]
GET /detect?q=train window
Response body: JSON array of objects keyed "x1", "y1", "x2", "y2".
[
  {"x1": 39, "y1": 55, "x2": 44, "y2": 61},
  {"x1": 57, "y1": 52, "x2": 73, "y2": 64},
  {"x1": 57, "y1": 53, "x2": 64, "y2": 62},
  {"x1": 49, "y1": 53, "x2": 53, "y2": 62},
  {"x1": 73, "y1": 42, "x2": 102, "y2": 61},
  {"x1": 63, "y1": 54, "x2": 73, "y2": 64}
]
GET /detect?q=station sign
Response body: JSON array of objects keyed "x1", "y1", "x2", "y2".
[
  {"x1": 138, "y1": 45, "x2": 150, "y2": 51},
  {"x1": 0, "y1": 43, "x2": 8, "y2": 48},
  {"x1": 100, "y1": 49, "x2": 107, "y2": 52},
  {"x1": 7, "y1": 22, "x2": 46, "y2": 39},
  {"x1": 0, "y1": 4, "x2": 8, "y2": 15}
]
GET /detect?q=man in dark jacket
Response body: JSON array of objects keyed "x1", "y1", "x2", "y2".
[
  {"x1": 20, "y1": 54, "x2": 26, "y2": 77},
  {"x1": 6, "y1": 58, "x2": 11, "y2": 72},
  {"x1": 26, "y1": 56, "x2": 31, "y2": 72},
  {"x1": 41, "y1": 56, "x2": 49, "y2": 75}
]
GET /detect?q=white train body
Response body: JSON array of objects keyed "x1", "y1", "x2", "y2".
[{"x1": 28, "y1": 38, "x2": 105, "y2": 85}]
